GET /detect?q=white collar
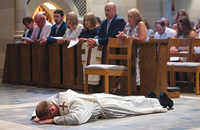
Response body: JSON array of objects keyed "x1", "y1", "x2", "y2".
[{"x1": 56, "y1": 21, "x2": 64, "y2": 29}]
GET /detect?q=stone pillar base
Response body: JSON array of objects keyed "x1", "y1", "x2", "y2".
[{"x1": 13, "y1": 31, "x2": 24, "y2": 42}]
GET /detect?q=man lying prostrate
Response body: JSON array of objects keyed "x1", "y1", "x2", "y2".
[{"x1": 31, "y1": 89, "x2": 173, "y2": 125}]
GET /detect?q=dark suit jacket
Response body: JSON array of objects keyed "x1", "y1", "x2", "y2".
[
  {"x1": 96, "y1": 15, "x2": 125, "y2": 46},
  {"x1": 95, "y1": 15, "x2": 125, "y2": 63},
  {"x1": 47, "y1": 21, "x2": 66, "y2": 44}
]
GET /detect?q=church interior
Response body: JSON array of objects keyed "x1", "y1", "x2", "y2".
[{"x1": 0, "y1": 0, "x2": 200, "y2": 129}]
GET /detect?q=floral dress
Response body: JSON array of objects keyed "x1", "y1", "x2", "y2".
[{"x1": 124, "y1": 23, "x2": 140, "y2": 85}]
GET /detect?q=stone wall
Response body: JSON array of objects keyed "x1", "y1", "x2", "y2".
[
  {"x1": 137, "y1": 0, "x2": 171, "y2": 30},
  {"x1": 174, "y1": 0, "x2": 200, "y2": 28},
  {"x1": 87, "y1": 0, "x2": 136, "y2": 22},
  {"x1": 0, "y1": 0, "x2": 15, "y2": 78}
]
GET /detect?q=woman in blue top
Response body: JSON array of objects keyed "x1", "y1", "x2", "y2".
[
  {"x1": 77, "y1": 12, "x2": 99, "y2": 45},
  {"x1": 77, "y1": 12, "x2": 101, "y2": 85}
]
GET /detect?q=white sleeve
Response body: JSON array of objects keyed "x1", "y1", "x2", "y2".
[
  {"x1": 41, "y1": 25, "x2": 52, "y2": 38},
  {"x1": 54, "y1": 99, "x2": 93, "y2": 125},
  {"x1": 30, "y1": 27, "x2": 37, "y2": 40},
  {"x1": 95, "y1": 39, "x2": 100, "y2": 46},
  {"x1": 25, "y1": 29, "x2": 29, "y2": 37},
  {"x1": 172, "y1": 30, "x2": 177, "y2": 38},
  {"x1": 63, "y1": 25, "x2": 83, "y2": 40},
  {"x1": 154, "y1": 32, "x2": 159, "y2": 39},
  {"x1": 70, "y1": 24, "x2": 83, "y2": 40}
]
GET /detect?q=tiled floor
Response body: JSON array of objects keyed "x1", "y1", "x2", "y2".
[{"x1": 0, "y1": 81, "x2": 200, "y2": 130}]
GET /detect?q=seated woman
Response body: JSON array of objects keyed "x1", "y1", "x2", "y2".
[
  {"x1": 116, "y1": 8, "x2": 147, "y2": 86},
  {"x1": 57, "y1": 12, "x2": 83, "y2": 44}
]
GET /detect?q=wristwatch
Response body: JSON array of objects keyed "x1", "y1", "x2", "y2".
[{"x1": 84, "y1": 38, "x2": 86, "y2": 42}]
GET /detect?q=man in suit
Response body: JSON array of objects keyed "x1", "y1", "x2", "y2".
[
  {"x1": 40, "y1": 9, "x2": 66, "y2": 45},
  {"x1": 87, "y1": 2, "x2": 125, "y2": 63},
  {"x1": 87, "y1": 2, "x2": 125, "y2": 48}
]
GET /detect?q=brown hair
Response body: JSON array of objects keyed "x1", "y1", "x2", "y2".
[
  {"x1": 155, "y1": 20, "x2": 165, "y2": 27},
  {"x1": 67, "y1": 12, "x2": 79, "y2": 29},
  {"x1": 176, "y1": 16, "x2": 193, "y2": 38},
  {"x1": 144, "y1": 19, "x2": 150, "y2": 29},
  {"x1": 175, "y1": 9, "x2": 189, "y2": 22},
  {"x1": 22, "y1": 17, "x2": 33, "y2": 24},
  {"x1": 36, "y1": 101, "x2": 53, "y2": 119},
  {"x1": 83, "y1": 12, "x2": 97, "y2": 31}
]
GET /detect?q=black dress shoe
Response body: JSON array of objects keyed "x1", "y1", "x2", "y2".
[
  {"x1": 146, "y1": 91, "x2": 157, "y2": 98},
  {"x1": 167, "y1": 98, "x2": 173, "y2": 108},
  {"x1": 159, "y1": 92, "x2": 174, "y2": 108},
  {"x1": 159, "y1": 92, "x2": 168, "y2": 99}
]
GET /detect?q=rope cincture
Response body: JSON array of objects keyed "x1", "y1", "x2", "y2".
[{"x1": 79, "y1": 95, "x2": 107, "y2": 119}]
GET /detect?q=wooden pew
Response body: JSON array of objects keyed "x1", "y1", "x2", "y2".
[
  {"x1": 114, "y1": 41, "x2": 179, "y2": 98},
  {"x1": 3, "y1": 43, "x2": 45, "y2": 85},
  {"x1": 37, "y1": 42, "x2": 84, "y2": 90},
  {"x1": 2, "y1": 43, "x2": 84, "y2": 90},
  {"x1": 2, "y1": 44, "x2": 20, "y2": 84}
]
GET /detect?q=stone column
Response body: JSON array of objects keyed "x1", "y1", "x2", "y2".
[
  {"x1": 13, "y1": 0, "x2": 27, "y2": 41},
  {"x1": 161, "y1": 0, "x2": 172, "y2": 26}
]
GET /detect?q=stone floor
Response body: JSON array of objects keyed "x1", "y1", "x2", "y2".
[{"x1": 0, "y1": 81, "x2": 200, "y2": 130}]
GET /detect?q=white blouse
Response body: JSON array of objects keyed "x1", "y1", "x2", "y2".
[{"x1": 63, "y1": 24, "x2": 83, "y2": 40}]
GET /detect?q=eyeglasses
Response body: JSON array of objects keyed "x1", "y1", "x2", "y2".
[
  {"x1": 178, "y1": 14, "x2": 184, "y2": 17},
  {"x1": 35, "y1": 18, "x2": 42, "y2": 24},
  {"x1": 49, "y1": 109, "x2": 53, "y2": 118}
]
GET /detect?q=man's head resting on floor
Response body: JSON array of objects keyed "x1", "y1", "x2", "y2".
[{"x1": 36, "y1": 101, "x2": 60, "y2": 120}]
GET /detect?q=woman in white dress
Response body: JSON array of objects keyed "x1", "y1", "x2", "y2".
[
  {"x1": 116, "y1": 8, "x2": 147, "y2": 86},
  {"x1": 57, "y1": 12, "x2": 83, "y2": 44}
]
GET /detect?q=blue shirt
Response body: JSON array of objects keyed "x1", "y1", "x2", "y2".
[{"x1": 78, "y1": 27, "x2": 100, "y2": 38}]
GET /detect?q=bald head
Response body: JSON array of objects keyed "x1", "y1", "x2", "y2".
[
  {"x1": 106, "y1": 2, "x2": 116, "y2": 9},
  {"x1": 34, "y1": 13, "x2": 46, "y2": 28},
  {"x1": 105, "y1": 2, "x2": 117, "y2": 20},
  {"x1": 34, "y1": 13, "x2": 44, "y2": 20}
]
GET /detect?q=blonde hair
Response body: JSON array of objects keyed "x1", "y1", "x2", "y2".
[
  {"x1": 127, "y1": 8, "x2": 143, "y2": 24},
  {"x1": 83, "y1": 12, "x2": 97, "y2": 30},
  {"x1": 67, "y1": 12, "x2": 79, "y2": 29}
]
